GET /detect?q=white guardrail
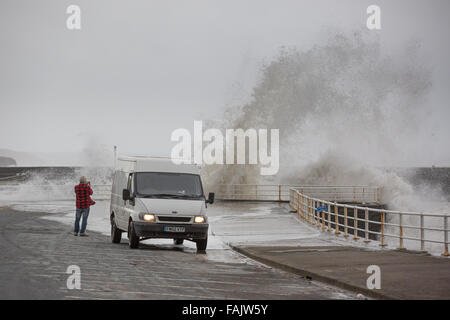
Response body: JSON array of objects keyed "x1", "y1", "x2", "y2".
[
  {"x1": 0, "y1": 184, "x2": 113, "y2": 201},
  {"x1": 289, "y1": 187, "x2": 449, "y2": 257},
  {"x1": 215, "y1": 184, "x2": 380, "y2": 203}
]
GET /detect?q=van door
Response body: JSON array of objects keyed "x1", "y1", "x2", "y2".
[
  {"x1": 122, "y1": 173, "x2": 136, "y2": 227},
  {"x1": 114, "y1": 171, "x2": 129, "y2": 230}
]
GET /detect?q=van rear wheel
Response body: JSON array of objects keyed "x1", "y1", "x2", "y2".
[
  {"x1": 128, "y1": 221, "x2": 139, "y2": 249},
  {"x1": 196, "y1": 237, "x2": 207, "y2": 252},
  {"x1": 111, "y1": 217, "x2": 122, "y2": 243}
]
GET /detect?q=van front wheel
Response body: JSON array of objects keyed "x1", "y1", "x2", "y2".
[
  {"x1": 111, "y1": 217, "x2": 122, "y2": 244},
  {"x1": 196, "y1": 237, "x2": 207, "y2": 252},
  {"x1": 128, "y1": 221, "x2": 139, "y2": 249}
]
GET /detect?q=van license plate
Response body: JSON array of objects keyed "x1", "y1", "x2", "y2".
[{"x1": 164, "y1": 226, "x2": 185, "y2": 232}]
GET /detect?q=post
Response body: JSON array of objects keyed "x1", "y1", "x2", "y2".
[
  {"x1": 420, "y1": 213, "x2": 426, "y2": 253},
  {"x1": 398, "y1": 213, "x2": 405, "y2": 249},
  {"x1": 278, "y1": 185, "x2": 282, "y2": 202},
  {"x1": 353, "y1": 207, "x2": 359, "y2": 240},
  {"x1": 305, "y1": 199, "x2": 315, "y2": 223},
  {"x1": 297, "y1": 192, "x2": 300, "y2": 217},
  {"x1": 380, "y1": 212, "x2": 387, "y2": 247},
  {"x1": 307, "y1": 198, "x2": 311, "y2": 222},
  {"x1": 302, "y1": 195, "x2": 305, "y2": 220},
  {"x1": 314, "y1": 202, "x2": 320, "y2": 225},
  {"x1": 442, "y1": 215, "x2": 449, "y2": 257},
  {"x1": 327, "y1": 203, "x2": 332, "y2": 232},
  {"x1": 303, "y1": 196, "x2": 314, "y2": 219},
  {"x1": 113, "y1": 145, "x2": 117, "y2": 168},
  {"x1": 321, "y1": 202, "x2": 326, "y2": 231},
  {"x1": 334, "y1": 202, "x2": 340, "y2": 235},
  {"x1": 364, "y1": 208, "x2": 370, "y2": 243},
  {"x1": 300, "y1": 193, "x2": 304, "y2": 219},
  {"x1": 315, "y1": 200, "x2": 318, "y2": 226},
  {"x1": 344, "y1": 206, "x2": 349, "y2": 238}
]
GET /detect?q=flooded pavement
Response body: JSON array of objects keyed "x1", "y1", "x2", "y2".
[{"x1": 0, "y1": 201, "x2": 359, "y2": 299}]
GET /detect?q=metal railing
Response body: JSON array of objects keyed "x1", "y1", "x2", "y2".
[
  {"x1": 215, "y1": 184, "x2": 380, "y2": 203},
  {"x1": 289, "y1": 188, "x2": 449, "y2": 257},
  {"x1": 0, "y1": 184, "x2": 112, "y2": 201},
  {"x1": 215, "y1": 184, "x2": 295, "y2": 201}
]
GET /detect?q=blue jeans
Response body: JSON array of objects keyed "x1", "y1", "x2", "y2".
[{"x1": 74, "y1": 207, "x2": 90, "y2": 234}]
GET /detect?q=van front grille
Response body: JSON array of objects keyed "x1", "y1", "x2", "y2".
[{"x1": 158, "y1": 216, "x2": 191, "y2": 223}]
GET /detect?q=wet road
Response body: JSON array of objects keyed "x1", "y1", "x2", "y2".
[{"x1": 0, "y1": 204, "x2": 357, "y2": 299}]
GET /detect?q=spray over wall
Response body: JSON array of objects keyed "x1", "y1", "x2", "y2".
[{"x1": 203, "y1": 31, "x2": 444, "y2": 212}]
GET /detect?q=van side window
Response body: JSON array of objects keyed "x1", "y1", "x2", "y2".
[{"x1": 127, "y1": 173, "x2": 134, "y2": 195}]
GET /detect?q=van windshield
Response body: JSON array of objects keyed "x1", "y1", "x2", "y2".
[{"x1": 135, "y1": 172, "x2": 204, "y2": 199}]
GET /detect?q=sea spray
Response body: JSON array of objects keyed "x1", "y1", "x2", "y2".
[{"x1": 203, "y1": 31, "x2": 433, "y2": 208}]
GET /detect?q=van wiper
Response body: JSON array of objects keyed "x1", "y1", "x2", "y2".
[
  {"x1": 178, "y1": 194, "x2": 203, "y2": 199},
  {"x1": 141, "y1": 193, "x2": 183, "y2": 198},
  {"x1": 140, "y1": 193, "x2": 202, "y2": 199}
]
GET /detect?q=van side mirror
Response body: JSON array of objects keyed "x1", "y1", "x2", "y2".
[
  {"x1": 207, "y1": 192, "x2": 215, "y2": 204},
  {"x1": 122, "y1": 189, "x2": 131, "y2": 201}
]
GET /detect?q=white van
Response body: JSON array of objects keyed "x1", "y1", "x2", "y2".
[{"x1": 109, "y1": 156, "x2": 214, "y2": 251}]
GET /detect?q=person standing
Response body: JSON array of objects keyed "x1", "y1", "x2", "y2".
[{"x1": 74, "y1": 176, "x2": 95, "y2": 236}]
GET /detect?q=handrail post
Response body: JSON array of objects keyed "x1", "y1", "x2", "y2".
[
  {"x1": 308, "y1": 198, "x2": 312, "y2": 222},
  {"x1": 420, "y1": 213, "x2": 427, "y2": 253},
  {"x1": 316, "y1": 200, "x2": 320, "y2": 227},
  {"x1": 306, "y1": 196, "x2": 309, "y2": 221},
  {"x1": 321, "y1": 202, "x2": 326, "y2": 231},
  {"x1": 398, "y1": 213, "x2": 405, "y2": 249},
  {"x1": 353, "y1": 207, "x2": 359, "y2": 240},
  {"x1": 303, "y1": 195, "x2": 306, "y2": 220},
  {"x1": 380, "y1": 212, "x2": 387, "y2": 247},
  {"x1": 334, "y1": 202, "x2": 341, "y2": 235},
  {"x1": 307, "y1": 198, "x2": 310, "y2": 222},
  {"x1": 315, "y1": 200, "x2": 318, "y2": 223},
  {"x1": 304, "y1": 196, "x2": 307, "y2": 221},
  {"x1": 308, "y1": 198, "x2": 311, "y2": 222},
  {"x1": 343, "y1": 206, "x2": 349, "y2": 238},
  {"x1": 314, "y1": 200, "x2": 318, "y2": 225},
  {"x1": 364, "y1": 208, "x2": 370, "y2": 243},
  {"x1": 442, "y1": 215, "x2": 449, "y2": 257},
  {"x1": 298, "y1": 192, "x2": 305, "y2": 215},
  {"x1": 327, "y1": 203, "x2": 332, "y2": 232},
  {"x1": 278, "y1": 185, "x2": 281, "y2": 202},
  {"x1": 297, "y1": 191, "x2": 300, "y2": 217}
]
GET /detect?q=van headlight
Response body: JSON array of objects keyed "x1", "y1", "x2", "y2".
[
  {"x1": 194, "y1": 216, "x2": 206, "y2": 223},
  {"x1": 141, "y1": 213, "x2": 155, "y2": 222}
]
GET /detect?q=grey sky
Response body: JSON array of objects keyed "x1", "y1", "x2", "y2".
[{"x1": 0, "y1": 0, "x2": 449, "y2": 164}]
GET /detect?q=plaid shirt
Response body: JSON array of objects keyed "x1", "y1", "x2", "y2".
[{"x1": 74, "y1": 183, "x2": 95, "y2": 209}]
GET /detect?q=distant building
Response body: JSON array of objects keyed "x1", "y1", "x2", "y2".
[{"x1": 0, "y1": 156, "x2": 17, "y2": 167}]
